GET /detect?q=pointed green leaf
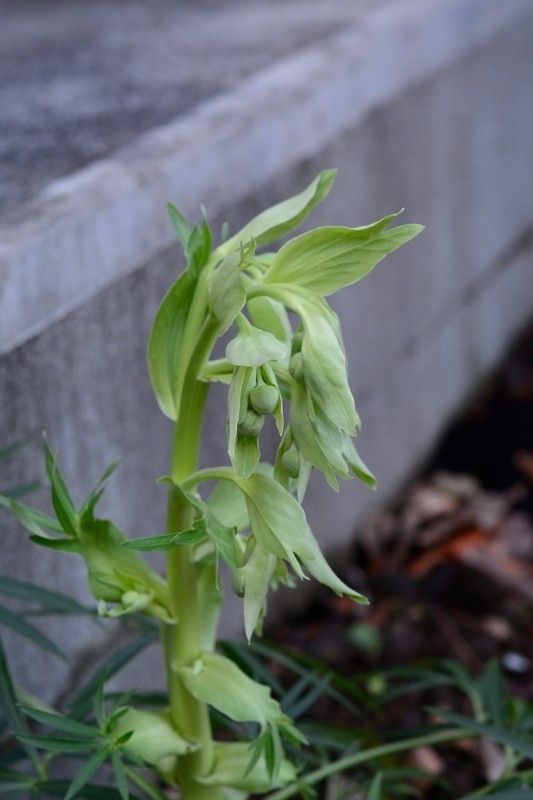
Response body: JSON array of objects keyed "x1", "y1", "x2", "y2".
[
  {"x1": 111, "y1": 752, "x2": 129, "y2": 800},
  {"x1": 199, "y1": 741, "x2": 296, "y2": 792},
  {"x1": 298, "y1": 297, "x2": 358, "y2": 434},
  {"x1": 178, "y1": 651, "x2": 286, "y2": 728},
  {"x1": 268, "y1": 288, "x2": 358, "y2": 434},
  {"x1": 167, "y1": 203, "x2": 190, "y2": 252},
  {"x1": 0, "y1": 603, "x2": 67, "y2": 661},
  {"x1": 187, "y1": 219, "x2": 212, "y2": 273},
  {"x1": 0, "y1": 495, "x2": 63, "y2": 536},
  {"x1": 341, "y1": 436, "x2": 376, "y2": 488},
  {"x1": 37, "y1": 781, "x2": 142, "y2": 800},
  {"x1": 29, "y1": 534, "x2": 80, "y2": 552},
  {"x1": 208, "y1": 252, "x2": 246, "y2": 332},
  {"x1": 203, "y1": 506, "x2": 238, "y2": 573},
  {"x1": 0, "y1": 638, "x2": 39, "y2": 767},
  {"x1": 289, "y1": 383, "x2": 343, "y2": 490},
  {"x1": 264, "y1": 215, "x2": 423, "y2": 296},
  {"x1": 124, "y1": 769, "x2": 169, "y2": 800},
  {"x1": 247, "y1": 296, "x2": 292, "y2": 343},
  {"x1": 229, "y1": 472, "x2": 368, "y2": 604},
  {"x1": 2, "y1": 480, "x2": 40, "y2": 499},
  {"x1": 21, "y1": 707, "x2": 100, "y2": 738},
  {"x1": 70, "y1": 633, "x2": 157, "y2": 719},
  {"x1": 147, "y1": 269, "x2": 197, "y2": 420},
  {"x1": 233, "y1": 472, "x2": 314, "y2": 574},
  {"x1": 233, "y1": 434, "x2": 261, "y2": 479},
  {"x1": 227, "y1": 317, "x2": 289, "y2": 368},
  {"x1": 110, "y1": 708, "x2": 198, "y2": 764},
  {"x1": 196, "y1": 554, "x2": 223, "y2": 652},
  {"x1": 368, "y1": 772, "x2": 383, "y2": 800},
  {"x1": 44, "y1": 442, "x2": 78, "y2": 537},
  {"x1": 243, "y1": 544, "x2": 276, "y2": 642},
  {"x1": 432, "y1": 710, "x2": 533, "y2": 758},
  {"x1": 300, "y1": 537, "x2": 368, "y2": 606},
  {"x1": 263, "y1": 728, "x2": 278, "y2": 780},
  {"x1": 65, "y1": 747, "x2": 110, "y2": 800},
  {"x1": 16, "y1": 734, "x2": 95, "y2": 753},
  {"x1": 123, "y1": 523, "x2": 206, "y2": 551},
  {"x1": 80, "y1": 458, "x2": 121, "y2": 523},
  {"x1": 480, "y1": 659, "x2": 506, "y2": 727},
  {"x1": 0, "y1": 576, "x2": 92, "y2": 615},
  {"x1": 218, "y1": 170, "x2": 336, "y2": 254},
  {"x1": 208, "y1": 479, "x2": 249, "y2": 532}
]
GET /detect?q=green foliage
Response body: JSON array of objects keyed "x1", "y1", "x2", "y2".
[{"x1": 0, "y1": 172, "x2": 429, "y2": 799}]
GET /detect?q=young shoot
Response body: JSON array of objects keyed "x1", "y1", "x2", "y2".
[{"x1": 2, "y1": 170, "x2": 422, "y2": 799}]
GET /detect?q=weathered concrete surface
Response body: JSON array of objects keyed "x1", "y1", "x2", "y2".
[
  {"x1": 1, "y1": 0, "x2": 529, "y2": 355},
  {"x1": 0, "y1": 0, "x2": 532, "y2": 700},
  {"x1": 0, "y1": 0, "x2": 373, "y2": 219}
]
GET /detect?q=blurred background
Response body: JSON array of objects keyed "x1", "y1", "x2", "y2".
[{"x1": 0, "y1": 0, "x2": 532, "y2": 772}]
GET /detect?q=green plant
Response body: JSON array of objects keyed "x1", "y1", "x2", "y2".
[{"x1": 1, "y1": 171, "x2": 426, "y2": 799}]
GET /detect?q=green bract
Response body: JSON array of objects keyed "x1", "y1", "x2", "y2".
[
  {"x1": 110, "y1": 708, "x2": 198, "y2": 765},
  {"x1": 264, "y1": 213, "x2": 423, "y2": 296},
  {"x1": 1, "y1": 170, "x2": 422, "y2": 800},
  {"x1": 217, "y1": 169, "x2": 336, "y2": 255}
]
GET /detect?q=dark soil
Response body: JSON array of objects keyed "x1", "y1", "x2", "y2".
[{"x1": 268, "y1": 324, "x2": 533, "y2": 798}]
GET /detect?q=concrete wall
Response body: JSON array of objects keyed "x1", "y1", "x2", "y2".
[{"x1": 1, "y1": 0, "x2": 532, "y2": 700}]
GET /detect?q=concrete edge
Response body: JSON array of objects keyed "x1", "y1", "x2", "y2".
[{"x1": 0, "y1": 0, "x2": 530, "y2": 354}]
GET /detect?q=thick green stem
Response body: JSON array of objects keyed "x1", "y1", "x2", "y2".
[{"x1": 162, "y1": 314, "x2": 225, "y2": 800}]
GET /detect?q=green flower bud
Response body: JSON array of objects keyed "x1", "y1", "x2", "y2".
[
  {"x1": 238, "y1": 409, "x2": 264, "y2": 437},
  {"x1": 248, "y1": 383, "x2": 279, "y2": 415},
  {"x1": 288, "y1": 352, "x2": 304, "y2": 382},
  {"x1": 281, "y1": 443, "x2": 300, "y2": 478}
]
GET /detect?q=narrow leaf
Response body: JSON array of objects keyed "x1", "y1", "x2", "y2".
[
  {"x1": 65, "y1": 748, "x2": 110, "y2": 800},
  {"x1": 208, "y1": 252, "x2": 246, "y2": 333},
  {"x1": 226, "y1": 317, "x2": 289, "y2": 368},
  {"x1": 16, "y1": 734, "x2": 95, "y2": 753},
  {"x1": 43, "y1": 442, "x2": 78, "y2": 537},
  {"x1": 265, "y1": 216, "x2": 423, "y2": 296},
  {"x1": 0, "y1": 603, "x2": 67, "y2": 661},
  {"x1": 218, "y1": 170, "x2": 336, "y2": 254},
  {"x1": 0, "y1": 576, "x2": 92, "y2": 615},
  {"x1": 123, "y1": 525, "x2": 206, "y2": 552},
  {"x1": 178, "y1": 651, "x2": 286, "y2": 728},
  {"x1": 368, "y1": 772, "x2": 383, "y2": 800},
  {"x1": 21, "y1": 706, "x2": 101, "y2": 738},
  {"x1": 0, "y1": 495, "x2": 63, "y2": 536},
  {"x1": 147, "y1": 269, "x2": 197, "y2": 420},
  {"x1": 111, "y1": 751, "x2": 129, "y2": 800},
  {"x1": 29, "y1": 534, "x2": 80, "y2": 552},
  {"x1": 0, "y1": 638, "x2": 39, "y2": 767},
  {"x1": 37, "y1": 782, "x2": 142, "y2": 800},
  {"x1": 167, "y1": 203, "x2": 190, "y2": 252},
  {"x1": 70, "y1": 634, "x2": 157, "y2": 719}
]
